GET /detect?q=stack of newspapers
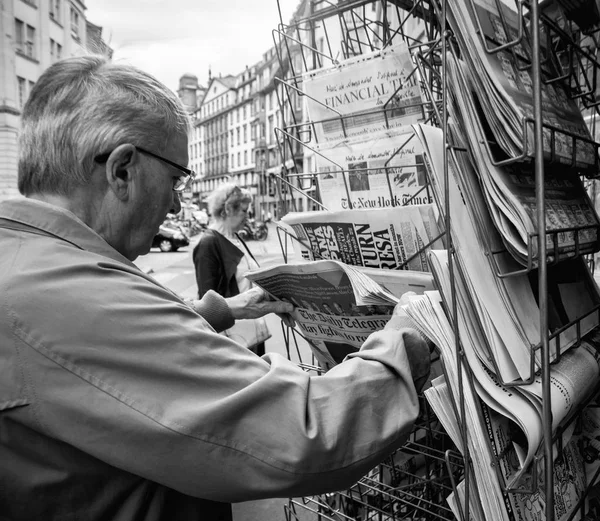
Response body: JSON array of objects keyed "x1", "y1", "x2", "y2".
[
  {"x1": 405, "y1": 123, "x2": 600, "y2": 521},
  {"x1": 446, "y1": 55, "x2": 600, "y2": 266},
  {"x1": 445, "y1": 0, "x2": 597, "y2": 171}
]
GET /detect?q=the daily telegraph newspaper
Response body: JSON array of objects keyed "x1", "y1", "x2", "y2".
[
  {"x1": 446, "y1": 59, "x2": 600, "y2": 265},
  {"x1": 280, "y1": 205, "x2": 444, "y2": 272},
  {"x1": 445, "y1": 0, "x2": 597, "y2": 170},
  {"x1": 302, "y1": 42, "x2": 424, "y2": 146},
  {"x1": 315, "y1": 126, "x2": 434, "y2": 211},
  {"x1": 414, "y1": 123, "x2": 600, "y2": 382},
  {"x1": 409, "y1": 289, "x2": 600, "y2": 521},
  {"x1": 246, "y1": 260, "x2": 434, "y2": 368}
]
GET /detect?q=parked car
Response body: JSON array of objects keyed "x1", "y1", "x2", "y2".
[{"x1": 152, "y1": 221, "x2": 190, "y2": 252}]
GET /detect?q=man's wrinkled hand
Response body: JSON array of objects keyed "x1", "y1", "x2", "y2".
[{"x1": 226, "y1": 287, "x2": 294, "y2": 320}]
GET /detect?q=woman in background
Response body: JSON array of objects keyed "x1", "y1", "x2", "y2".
[{"x1": 193, "y1": 183, "x2": 265, "y2": 355}]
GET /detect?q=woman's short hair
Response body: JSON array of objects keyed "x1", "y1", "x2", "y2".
[
  {"x1": 18, "y1": 54, "x2": 191, "y2": 196},
  {"x1": 207, "y1": 183, "x2": 252, "y2": 220}
]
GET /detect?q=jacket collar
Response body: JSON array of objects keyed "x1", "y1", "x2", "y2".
[{"x1": 0, "y1": 198, "x2": 137, "y2": 268}]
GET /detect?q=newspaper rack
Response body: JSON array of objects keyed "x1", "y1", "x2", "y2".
[{"x1": 267, "y1": 0, "x2": 600, "y2": 519}]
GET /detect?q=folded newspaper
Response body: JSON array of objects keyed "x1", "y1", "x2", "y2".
[
  {"x1": 246, "y1": 260, "x2": 434, "y2": 367},
  {"x1": 314, "y1": 126, "x2": 434, "y2": 211},
  {"x1": 280, "y1": 204, "x2": 444, "y2": 272},
  {"x1": 302, "y1": 41, "x2": 424, "y2": 146}
]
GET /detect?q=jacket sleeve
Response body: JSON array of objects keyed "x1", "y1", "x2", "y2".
[
  {"x1": 193, "y1": 234, "x2": 223, "y2": 298},
  {"x1": 10, "y1": 259, "x2": 424, "y2": 503}
]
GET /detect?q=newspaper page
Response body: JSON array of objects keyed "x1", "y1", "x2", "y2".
[
  {"x1": 280, "y1": 205, "x2": 444, "y2": 272},
  {"x1": 446, "y1": 0, "x2": 596, "y2": 169},
  {"x1": 302, "y1": 42, "x2": 424, "y2": 146},
  {"x1": 246, "y1": 260, "x2": 434, "y2": 367},
  {"x1": 447, "y1": 56, "x2": 600, "y2": 265},
  {"x1": 314, "y1": 126, "x2": 434, "y2": 212}
]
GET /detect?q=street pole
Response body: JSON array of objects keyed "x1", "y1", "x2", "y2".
[{"x1": 260, "y1": 154, "x2": 266, "y2": 220}]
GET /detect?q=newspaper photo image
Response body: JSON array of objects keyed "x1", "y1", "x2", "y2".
[
  {"x1": 302, "y1": 41, "x2": 425, "y2": 146},
  {"x1": 280, "y1": 204, "x2": 444, "y2": 272},
  {"x1": 315, "y1": 126, "x2": 434, "y2": 211},
  {"x1": 246, "y1": 260, "x2": 434, "y2": 367}
]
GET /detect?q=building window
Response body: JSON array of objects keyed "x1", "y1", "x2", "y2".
[
  {"x1": 15, "y1": 20, "x2": 36, "y2": 59},
  {"x1": 237, "y1": 152, "x2": 241, "y2": 167},
  {"x1": 17, "y1": 76, "x2": 26, "y2": 108},
  {"x1": 244, "y1": 151, "x2": 247, "y2": 166},
  {"x1": 70, "y1": 7, "x2": 80, "y2": 39},
  {"x1": 236, "y1": 128, "x2": 240, "y2": 146},
  {"x1": 49, "y1": 0, "x2": 61, "y2": 22},
  {"x1": 243, "y1": 124, "x2": 247, "y2": 143},
  {"x1": 49, "y1": 38, "x2": 61, "y2": 61}
]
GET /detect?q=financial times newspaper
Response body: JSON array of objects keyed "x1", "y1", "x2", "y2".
[
  {"x1": 280, "y1": 205, "x2": 444, "y2": 272},
  {"x1": 315, "y1": 126, "x2": 434, "y2": 211},
  {"x1": 302, "y1": 42, "x2": 424, "y2": 146},
  {"x1": 246, "y1": 260, "x2": 434, "y2": 368}
]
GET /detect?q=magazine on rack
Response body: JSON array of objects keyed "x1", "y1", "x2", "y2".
[
  {"x1": 446, "y1": 55, "x2": 600, "y2": 265},
  {"x1": 280, "y1": 204, "x2": 444, "y2": 272},
  {"x1": 314, "y1": 126, "x2": 433, "y2": 211},
  {"x1": 445, "y1": 0, "x2": 597, "y2": 170},
  {"x1": 245, "y1": 260, "x2": 434, "y2": 367},
  {"x1": 413, "y1": 123, "x2": 600, "y2": 382},
  {"x1": 302, "y1": 41, "x2": 424, "y2": 146},
  {"x1": 406, "y1": 289, "x2": 600, "y2": 521}
]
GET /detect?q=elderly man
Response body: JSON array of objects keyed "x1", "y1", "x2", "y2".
[{"x1": 0, "y1": 56, "x2": 430, "y2": 521}]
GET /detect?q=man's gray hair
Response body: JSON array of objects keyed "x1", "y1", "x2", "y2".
[{"x1": 18, "y1": 55, "x2": 191, "y2": 196}]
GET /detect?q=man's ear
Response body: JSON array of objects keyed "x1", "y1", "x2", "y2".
[{"x1": 103, "y1": 144, "x2": 139, "y2": 201}]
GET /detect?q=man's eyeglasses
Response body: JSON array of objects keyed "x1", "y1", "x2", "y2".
[{"x1": 94, "y1": 146, "x2": 196, "y2": 193}]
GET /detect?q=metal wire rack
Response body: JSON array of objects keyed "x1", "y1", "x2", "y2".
[{"x1": 269, "y1": 0, "x2": 600, "y2": 519}]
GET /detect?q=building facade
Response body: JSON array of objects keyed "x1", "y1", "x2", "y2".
[
  {"x1": 180, "y1": 44, "x2": 307, "y2": 220},
  {"x1": 0, "y1": 0, "x2": 112, "y2": 201}
]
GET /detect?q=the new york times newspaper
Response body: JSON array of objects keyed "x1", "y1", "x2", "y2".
[
  {"x1": 315, "y1": 126, "x2": 434, "y2": 212},
  {"x1": 246, "y1": 260, "x2": 434, "y2": 368}
]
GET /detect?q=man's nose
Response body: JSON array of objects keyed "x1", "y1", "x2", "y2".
[{"x1": 171, "y1": 191, "x2": 182, "y2": 214}]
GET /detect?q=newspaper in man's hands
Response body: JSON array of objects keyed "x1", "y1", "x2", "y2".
[{"x1": 246, "y1": 260, "x2": 434, "y2": 368}]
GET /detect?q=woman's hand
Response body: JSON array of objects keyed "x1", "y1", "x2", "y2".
[{"x1": 225, "y1": 287, "x2": 294, "y2": 320}]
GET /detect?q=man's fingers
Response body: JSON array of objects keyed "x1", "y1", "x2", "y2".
[{"x1": 265, "y1": 301, "x2": 294, "y2": 314}]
